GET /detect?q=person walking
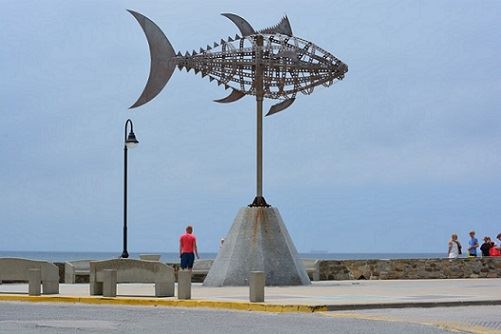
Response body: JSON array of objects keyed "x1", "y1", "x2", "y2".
[
  {"x1": 467, "y1": 230, "x2": 479, "y2": 257},
  {"x1": 179, "y1": 225, "x2": 199, "y2": 271},
  {"x1": 480, "y1": 236, "x2": 493, "y2": 257},
  {"x1": 448, "y1": 234, "x2": 461, "y2": 259}
]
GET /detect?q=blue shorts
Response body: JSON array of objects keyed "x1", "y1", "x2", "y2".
[{"x1": 180, "y1": 253, "x2": 195, "y2": 269}]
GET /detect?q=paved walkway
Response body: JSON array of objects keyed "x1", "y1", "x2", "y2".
[{"x1": 1, "y1": 278, "x2": 501, "y2": 312}]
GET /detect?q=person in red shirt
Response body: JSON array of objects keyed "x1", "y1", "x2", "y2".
[{"x1": 179, "y1": 225, "x2": 199, "y2": 270}]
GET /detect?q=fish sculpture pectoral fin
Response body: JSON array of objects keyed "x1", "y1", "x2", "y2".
[
  {"x1": 266, "y1": 98, "x2": 295, "y2": 116},
  {"x1": 214, "y1": 89, "x2": 246, "y2": 103},
  {"x1": 221, "y1": 13, "x2": 255, "y2": 37},
  {"x1": 128, "y1": 10, "x2": 176, "y2": 109}
]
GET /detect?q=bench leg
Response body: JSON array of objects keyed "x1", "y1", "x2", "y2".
[
  {"x1": 65, "y1": 272, "x2": 76, "y2": 284},
  {"x1": 102, "y1": 269, "x2": 117, "y2": 297},
  {"x1": 42, "y1": 280, "x2": 59, "y2": 294},
  {"x1": 28, "y1": 269, "x2": 41, "y2": 296},
  {"x1": 90, "y1": 281, "x2": 103, "y2": 296},
  {"x1": 155, "y1": 281, "x2": 174, "y2": 297}
]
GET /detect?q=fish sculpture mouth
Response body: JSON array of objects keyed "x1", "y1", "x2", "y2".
[{"x1": 128, "y1": 11, "x2": 348, "y2": 115}]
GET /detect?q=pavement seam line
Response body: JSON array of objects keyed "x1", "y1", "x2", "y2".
[
  {"x1": 317, "y1": 312, "x2": 501, "y2": 334},
  {"x1": 317, "y1": 312, "x2": 466, "y2": 333},
  {"x1": 433, "y1": 321, "x2": 501, "y2": 334}
]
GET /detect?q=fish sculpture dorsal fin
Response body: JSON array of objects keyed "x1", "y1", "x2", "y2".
[
  {"x1": 221, "y1": 13, "x2": 255, "y2": 37},
  {"x1": 222, "y1": 13, "x2": 293, "y2": 37},
  {"x1": 257, "y1": 16, "x2": 293, "y2": 36}
]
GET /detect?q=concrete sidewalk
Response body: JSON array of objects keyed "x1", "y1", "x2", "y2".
[{"x1": 1, "y1": 279, "x2": 501, "y2": 312}]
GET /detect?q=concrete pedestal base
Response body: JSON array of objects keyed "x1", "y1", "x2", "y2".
[{"x1": 203, "y1": 207, "x2": 310, "y2": 286}]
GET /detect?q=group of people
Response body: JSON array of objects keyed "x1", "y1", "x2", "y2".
[{"x1": 448, "y1": 230, "x2": 501, "y2": 258}]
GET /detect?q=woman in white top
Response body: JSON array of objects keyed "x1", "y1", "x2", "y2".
[{"x1": 448, "y1": 233, "x2": 462, "y2": 258}]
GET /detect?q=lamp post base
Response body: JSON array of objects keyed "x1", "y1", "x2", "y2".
[
  {"x1": 249, "y1": 196, "x2": 270, "y2": 207},
  {"x1": 120, "y1": 251, "x2": 129, "y2": 259}
]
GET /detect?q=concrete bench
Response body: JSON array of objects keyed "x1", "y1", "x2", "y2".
[
  {"x1": 302, "y1": 259, "x2": 320, "y2": 281},
  {"x1": 64, "y1": 260, "x2": 91, "y2": 283},
  {"x1": 139, "y1": 254, "x2": 161, "y2": 261},
  {"x1": 190, "y1": 259, "x2": 213, "y2": 282},
  {"x1": 192, "y1": 259, "x2": 213, "y2": 275},
  {"x1": 90, "y1": 259, "x2": 175, "y2": 297},
  {"x1": 0, "y1": 258, "x2": 59, "y2": 295}
]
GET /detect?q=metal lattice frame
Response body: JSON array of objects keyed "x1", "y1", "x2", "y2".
[{"x1": 178, "y1": 34, "x2": 346, "y2": 101}]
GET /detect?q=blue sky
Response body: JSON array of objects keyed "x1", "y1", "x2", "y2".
[{"x1": 1, "y1": 0, "x2": 500, "y2": 253}]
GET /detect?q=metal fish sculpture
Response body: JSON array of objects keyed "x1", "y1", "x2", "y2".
[{"x1": 128, "y1": 10, "x2": 348, "y2": 116}]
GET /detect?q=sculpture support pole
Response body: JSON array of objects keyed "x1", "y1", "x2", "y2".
[
  {"x1": 256, "y1": 95, "x2": 263, "y2": 198},
  {"x1": 250, "y1": 35, "x2": 268, "y2": 207}
]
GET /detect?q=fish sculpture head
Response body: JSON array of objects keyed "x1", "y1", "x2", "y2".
[{"x1": 128, "y1": 11, "x2": 348, "y2": 115}]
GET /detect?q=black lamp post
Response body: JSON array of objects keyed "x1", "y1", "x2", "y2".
[{"x1": 121, "y1": 119, "x2": 139, "y2": 258}]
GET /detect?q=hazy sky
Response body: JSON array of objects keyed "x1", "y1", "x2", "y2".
[{"x1": 1, "y1": 0, "x2": 500, "y2": 253}]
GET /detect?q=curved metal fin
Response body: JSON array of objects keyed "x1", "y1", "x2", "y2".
[
  {"x1": 257, "y1": 15, "x2": 293, "y2": 36},
  {"x1": 266, "y1": 98, "x2": 295, "y2": 116},
  {"x1": 221, "y1": 13, "x2": 255, "y2": 36},
  {"x1": 128, "y1": 10, "x2": 177, "y2": 109},
  {"x1": 214, "y1": 89, "x2": 245, "y2": 103}
]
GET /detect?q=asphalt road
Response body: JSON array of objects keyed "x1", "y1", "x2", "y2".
[{"x1": 0, "y1": 302, "x2": 461, "y2": 334}]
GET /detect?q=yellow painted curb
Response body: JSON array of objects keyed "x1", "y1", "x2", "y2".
[{"x1": 0, "y1": 294, "x2": 322, "y2": 313}]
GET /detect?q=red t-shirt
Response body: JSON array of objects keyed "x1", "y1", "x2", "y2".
[{"x1": 180, "y1": 233, "x2": 196, "y2": 253}]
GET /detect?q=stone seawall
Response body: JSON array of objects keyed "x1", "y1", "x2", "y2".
[
  {"x1": 319, "y1": 257, "x2": 501, "y2": 280},
  {"x1": 50, "y1": 258, "x2": 501, "y2": 283}
]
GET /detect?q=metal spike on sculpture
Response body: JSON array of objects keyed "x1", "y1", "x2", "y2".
[{"x1": 128, "y1": 10, "x2": 348, "y2": 286}]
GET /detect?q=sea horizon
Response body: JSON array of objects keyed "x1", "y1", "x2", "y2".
[{"x1": 0, "y1": 250, "x2": 447, "y2": 263}]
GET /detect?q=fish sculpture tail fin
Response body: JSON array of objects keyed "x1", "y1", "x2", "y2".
[{"x1": 128, "y1": 10, "x2": 176, "y2": 109}]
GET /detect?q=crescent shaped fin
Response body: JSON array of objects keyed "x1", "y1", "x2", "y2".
[
  {"x1": 266, "y1": 98, "x2": 295, "y2": 116},
  {"x1": 221, "y1": 13, "x2": 255, "y2": 37},
  {"x1": 214, "y1": 89, "x2": 246, "y2": 103},
  {"x1": 128, "y1": 10, "x2": 176, "y2": 109},
  {"x1": 257, "y1": 16, "x2": 293, "y2": 36}
]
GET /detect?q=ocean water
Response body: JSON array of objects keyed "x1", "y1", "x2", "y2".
[{"x1": 0, "y1": 251, "x2": 446, "y2": 263}]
